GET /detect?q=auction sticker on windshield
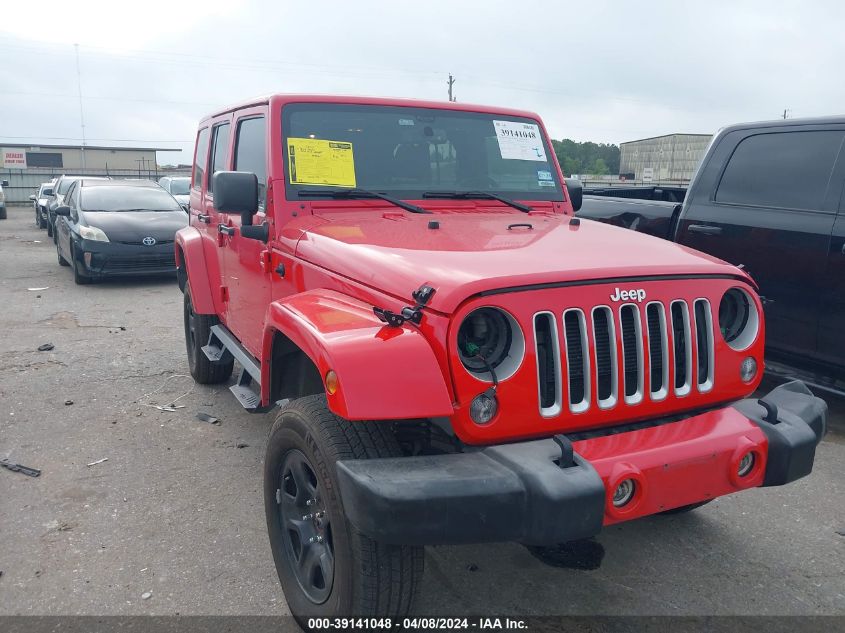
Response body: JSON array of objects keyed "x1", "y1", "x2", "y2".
[
  {"x1": 493, "y1": 120, "x2": 547, "y2": 161},
  {"x1": 287, "y1": 138, "x2": 357, "y2": 187}
]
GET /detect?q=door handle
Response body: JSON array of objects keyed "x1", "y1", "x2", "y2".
[
  {"x1": 687, "y1": 224, "x2": 723, "y2": 235},
  {"x1": 217, "y1": 224, "x2": 235, "y2": 236},
  {"x1": 197, "y1": 213, "x2": 211, "y2": 224}
]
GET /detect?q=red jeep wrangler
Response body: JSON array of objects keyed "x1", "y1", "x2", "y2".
[{"x1": 175, "y1": 95, "x2": 827, "y2": 621}]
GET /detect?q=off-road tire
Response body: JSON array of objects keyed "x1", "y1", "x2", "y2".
[
  {"x1": 265, "y1": 395, "x2": 424, "y2": 627},
  {"x1": 71, "y1": 245, "x2": 91, "y2": 285},
  {"x1": 660, "y1": 500, "x2": 712, "y2": 515},
  {"x1": 183, "y1": 283, "x2": 233, "y2": 384}
]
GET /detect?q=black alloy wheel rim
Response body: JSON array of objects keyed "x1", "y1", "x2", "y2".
[{"x1": 278, "y1": 449, "x2": 335, "y2": 604}]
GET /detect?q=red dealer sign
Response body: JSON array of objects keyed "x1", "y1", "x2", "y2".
[{"x1": 2, "y1": 150, "x2": 27, "y2": 169}]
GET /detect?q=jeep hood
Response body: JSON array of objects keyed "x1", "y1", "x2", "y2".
[{"x1": 295, "y1": 211, "x2": 747, "y2": 314}]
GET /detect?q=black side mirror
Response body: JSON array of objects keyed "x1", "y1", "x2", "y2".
[
  {"x1": 55, "y1": 205, "x2": 71, "y2": 217},
  {"x1": 212, "y1": 171, "x2": 258, "y2": 225},
  {"x1": 565, "y1": 178, "x2": 583, "y2": 212}
]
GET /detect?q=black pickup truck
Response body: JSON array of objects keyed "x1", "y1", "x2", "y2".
[{"x1": 579, "y1": 116, "x2": 845, "y2": 384}]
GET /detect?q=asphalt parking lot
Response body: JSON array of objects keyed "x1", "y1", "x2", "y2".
[{"x1": 1, "y1": 205, "x2": 844, "y2": 618}]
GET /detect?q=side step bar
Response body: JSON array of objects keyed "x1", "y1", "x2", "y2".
[{"x1": 202, "y1": 324, "x2": 270, "y2": 412}]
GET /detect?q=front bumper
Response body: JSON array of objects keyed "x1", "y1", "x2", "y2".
[
  {"x1": 74, "y1": 239, "x2": 176, "y2": 277},
  {"x1": 336, "y1": 381, "x2": 826, "y2": 546}
]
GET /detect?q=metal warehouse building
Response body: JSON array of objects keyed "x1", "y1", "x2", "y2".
[
  {"x1": 620, "y1": 133, "x2": 712, "y2": 182},
  {"x1": 1, "y1": 143, "x2": 183, "y2": 203}
]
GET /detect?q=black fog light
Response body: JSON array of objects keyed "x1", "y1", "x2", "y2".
[
  {"x1": 737, "y1": 452, "x2": 755, "y2": 477},
  {"x1": 470, "y1": 390, "x2": 498, "y2": 425},
  {"x1": 612, "y1": 479, "x2": 636, "y2": 507}
]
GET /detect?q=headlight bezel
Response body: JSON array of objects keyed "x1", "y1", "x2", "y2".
[
  {"x1": 718, "y1": 287, "x2": 759, "y2": 351},
  {"x1": 457, "y1": 306, "x2": 525, "y2": 383}
]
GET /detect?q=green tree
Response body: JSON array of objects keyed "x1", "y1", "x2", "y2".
[
  {"x1": 551, "y1": 138, "x2": 620, "y2": 176},
  {"x1": 590, "y1": 158, "x2": 609, "y2": 176}
]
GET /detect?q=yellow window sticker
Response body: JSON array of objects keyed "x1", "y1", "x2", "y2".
[{"x1": 287, "y1": 138, "x2": 356, "y2": 188}]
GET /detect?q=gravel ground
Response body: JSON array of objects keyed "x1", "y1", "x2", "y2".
[{"x1": 1, "y1": 205, "x2": 843, "y2": 617}]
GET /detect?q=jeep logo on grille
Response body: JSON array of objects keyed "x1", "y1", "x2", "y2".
[
  {"x1": 142, "y1": 237, "x2": 156, "y2": 246},
  {"x1": 610, "y1": 287, "x2": 646, "y2": 302}
]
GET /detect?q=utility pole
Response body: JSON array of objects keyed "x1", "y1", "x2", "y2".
[
  {"x1": 447, "y1": 73, "x2": 456, "y2": 102},
  {"x1": 74, "y1": 44, "x2": 87, "y2": 171},
  {"x1": 782, "y1": 108, "x2": 791, "y2": 120}
]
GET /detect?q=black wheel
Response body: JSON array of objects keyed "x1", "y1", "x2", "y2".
[
  {"x1": 183, "y1": 283, "x2": 233, "y2": 384},
  {"x1": 39, "y1": 211, "x2": 47, "y2": 229},
  {"x1": 47, "y1": 219, "x2": 54, "y2": 238},
  {"x1": 265, "y1": 395, "x2": 423, "y2": 625},
  {"x1": 660, "y1": 500, "x2": 712, "y2": 515},
  {"x1": 36, "y1": 208, "x2": 41, "y2": 227},
  {"x1": 57, "y1": 241, "x2": 69, "y2": 266},
  {"x1": 71, "y1": 244, "x2": 91, "y2": 285},
  {"x1": 0, "y1": 207, "x2": 6, "y2": 220}
]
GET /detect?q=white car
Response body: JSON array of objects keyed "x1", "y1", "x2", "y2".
[
  {"x1": 30, "y1": 181, "x2": 56, "y2": 229},
  {"x1": 158, "y1": 176, "x2": 190, "y2": 209}
]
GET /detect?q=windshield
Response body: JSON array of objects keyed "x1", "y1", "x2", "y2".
[
  {"x1": 81, "y1": 186, "x2": 183, "y2": 212},
  {"x1": 282, "y1": 103, "x2": 563, "y2": 202},
  {"x1": 168, "y1": 178, "x2": 190, "y2": 195},
  {"x1": 57, "y1": 179, "x2": 78, "y2": 195}
]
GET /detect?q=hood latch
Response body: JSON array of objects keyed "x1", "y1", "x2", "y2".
[{"x1": 374, "y1": 284, "x2": 436, "y2": 328}]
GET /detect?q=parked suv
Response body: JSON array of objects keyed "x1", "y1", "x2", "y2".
[
  {"x1": 579, "y1": 117, "x2": 845, "y2": 384},
  {"x1": 176, "y1": 95, "x2": 827, "y2": 622}
]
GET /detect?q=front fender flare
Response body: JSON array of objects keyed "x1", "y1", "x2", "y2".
[
  {"x1": 175, "y1": 227, "x2": 215, "y2": 314},
  {"x1": 262, "y1": 290, "x2": 454, "y2": 420}
]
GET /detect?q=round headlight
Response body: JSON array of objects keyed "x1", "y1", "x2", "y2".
[
  {"x1": 718, "y1": 288, "x2": 759, "y2": 350},
  {"x1": 457, "y1": 307, "x2": 525, "y2": 381}
]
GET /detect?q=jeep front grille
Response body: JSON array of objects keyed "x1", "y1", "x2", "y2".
[{"x1": 536, "y1": 299, "x2": 714, "y2": 416}]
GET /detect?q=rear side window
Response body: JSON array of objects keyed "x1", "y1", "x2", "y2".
[
  {"x1": 208, "y1": 123, "x2": 231, "y2": 193},
  {"x1": 193, "y1": 128, "x2": 210, "y2": 190},
  {"x1": 234, "y1": 117, "x2": 267, "y2": 205},
  {"x1": 716, "y1": 130, "x2": 844, "y2": 211}
]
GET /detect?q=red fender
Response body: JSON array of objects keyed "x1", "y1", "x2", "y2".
[
  {"x1": 175, "y1": 227, "x2": 216, "y2": 314},
  {"x1": 261, "y1": 290, "x2": 454, "y2": 420}
]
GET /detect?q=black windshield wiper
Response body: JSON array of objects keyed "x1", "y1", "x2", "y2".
[
  {"x1": 297, "y1": 188, "x2": 430, "y2": 214},
  {"x1": 422, "y1": 191, "x2": 533, "y2": 213}
]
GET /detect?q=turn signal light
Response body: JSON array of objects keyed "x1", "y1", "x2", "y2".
[{"x1": 325, "y1": 370, "x2": 339, "y2": 395}]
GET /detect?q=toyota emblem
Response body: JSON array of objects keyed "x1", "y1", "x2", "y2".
[{"x1": 142, "y1": 236, "x2": 156, "y2": 246}]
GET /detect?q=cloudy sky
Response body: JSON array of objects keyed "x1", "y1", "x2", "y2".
[{"x1": 1, "y1": 0, "x2": 843, "y2": 165}]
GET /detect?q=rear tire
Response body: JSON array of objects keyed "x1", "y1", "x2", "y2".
[
  {"x1": 183, "y1": 283, "x2": 233, "y2": 384},
  {"x1": 265, "y1": 395, "x2": 423, "y2": 626}
]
